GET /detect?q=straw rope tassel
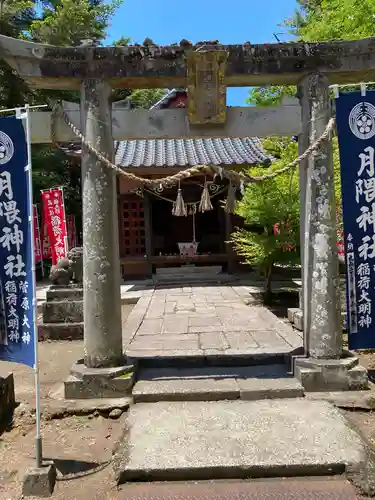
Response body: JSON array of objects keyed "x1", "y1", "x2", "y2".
[
  {"x1": 173, "y1": 181, "x2": 187, "y2": 216},
  {"x1": 225, "y1": 181, "x2": 237, "y2": 213},
  {"x1": 199, "y1": 179, "x2": 213, "y2": 213}
]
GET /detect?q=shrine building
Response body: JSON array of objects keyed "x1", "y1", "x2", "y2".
[{"x1": 68, "y1": 89, "x2": 272, "y2": 280}]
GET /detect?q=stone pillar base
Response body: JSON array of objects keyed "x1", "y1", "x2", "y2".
[
  {"x1": 64, "y1": 359, "x2": 134, "y2": 399},
  {"x1": 294, "y1": 351, "x2": 368, "y2": 392},
  {"x1": 0, "y1": 373, "x2": 15, "y2": 422},
  {"x1": 40, "y1": 285, "x2": 83, "y2": 341},
  {"x1": 22, "y1": 461, "x2": 56, "y2": 497}
]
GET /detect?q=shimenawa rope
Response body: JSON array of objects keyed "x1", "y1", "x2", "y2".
[{"x1": 49, "y1": 98, "x2": 336, "y2": 188}]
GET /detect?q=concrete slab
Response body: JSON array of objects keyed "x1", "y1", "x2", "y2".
[{"x1": 113, "y1": 399, "x2": 366, "y2": 483}]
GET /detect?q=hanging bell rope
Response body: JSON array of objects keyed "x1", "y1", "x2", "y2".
[
  {"x1": 199, "y1": 178, "x2": 213, "y2": 213},
  {"x1": 173, "y1": 181, "x2": 187, "y2": 216},
  {"x1": 225, "y1": 181, "x2": 237, "y2": 213},
  {"x1": 188, "y1": 204, "x2": 197, "y2": 215}
]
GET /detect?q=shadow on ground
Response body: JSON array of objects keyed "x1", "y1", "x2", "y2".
[
  {"x1": 0, "y1": 403, "x2": 20, "y2": 437},
  {"x1": 252, "y1": 289, "x2": 299, "y2": 320},
  {"x1": 45, "y1": 457, "x2": 110, "y2": 481}
]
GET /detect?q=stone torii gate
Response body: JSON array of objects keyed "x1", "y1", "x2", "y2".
[{"x1": 0, "y1": 35, "x2": 372, "y2": 392}]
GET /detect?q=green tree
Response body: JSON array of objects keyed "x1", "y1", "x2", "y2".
[
  {"x1": 0, "y1": 1, "x2": 36, "y2": 109},
  {"x1": 286, "y1": 0, "x2": 375, "y2": 42},
  {"x1": 0, "y1": 0, "x2": 164, "y2": 266},
  {"x1": 0, "y1": 1, "x2": 34, "y2": 37},
  {"x1": 247, "y1": 85, "x2": 296, "y2": 107},
  {"x1": 240, "y1": 0, "x2": 371, "y2": 293},
  {"x1": 129, "y1": 89, "x2": 165, "y2": 109},
  {"x1": 232, "y1": 138, "x2": 300, "y2": 303},
  {"x1": 31, "y1": 0, "x2": 122, "y2": 46}
]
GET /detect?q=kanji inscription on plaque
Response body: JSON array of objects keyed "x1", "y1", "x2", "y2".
[{"x1": 187, "y1": 50, "x2": 227, "y2": 125}]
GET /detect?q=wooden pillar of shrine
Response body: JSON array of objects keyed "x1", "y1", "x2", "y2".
[
  {"x1": 143, "y1": 191, "x2": 153, "y2": 278},
  {"x1": 225, "y1": 211, "x2": 235, "y2": 274}
]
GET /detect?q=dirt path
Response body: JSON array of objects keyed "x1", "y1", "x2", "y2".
[
  {"x1": 0, "y1": 305, "x2": 135, "y2": 499},
  {"x1": 0, "y1": 412, "x2": 127, "y2": 499}
]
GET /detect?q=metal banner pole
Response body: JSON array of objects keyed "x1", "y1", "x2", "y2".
[
  {"x1": 23, "y1": 105, "x2": 43, "y2": 468},
  {"x1": 37, "y1": 205, "x2": 45, "y2": 278},
  {"x1": 60, "y1": 186, "x2": 68, "y2": 255}
]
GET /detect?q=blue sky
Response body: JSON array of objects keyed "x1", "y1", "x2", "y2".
[{"x1": 106, "y1": 0, "x2": 298, "y2": 105}]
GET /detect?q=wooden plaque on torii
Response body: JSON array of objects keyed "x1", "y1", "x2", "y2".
[{"x1": 187, "y1": 50, "x2": 227, "y2": 126}]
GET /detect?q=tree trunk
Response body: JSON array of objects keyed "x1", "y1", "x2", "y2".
[{"x1": 264, "y1": 263, "x2": 273, "y2": 304}]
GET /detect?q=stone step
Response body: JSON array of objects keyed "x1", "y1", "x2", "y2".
[
  {"x1": 38, "y1": 322, "x2": 83, "y2": 341},
  {"x1": 153, "y1": 276, "x2": 233, "y2": 286},
  {"x1": 46, "y1": 287, "x2": 83, "y2": 302},
  {"x1": 155, "y1": 266, "x2": 222, "y2": 276},
  {"x1": 113, "y1": 399, "x2": 365, "y2": 483},
  {"x1": 127, "y1": 348, "x2": 293, "y2": 369},
  {"x1": 42, "y1": 300, "x2": 83, "y2": 324},
  {"x1": 132, "y1": 364, "x2": 304, "y2": 402}
]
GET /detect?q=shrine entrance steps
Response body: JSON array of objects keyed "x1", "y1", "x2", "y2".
[
  {"x1": 117, "y1": 284, "x2": 367, "y2": 485},
  {"x1": 123, "y1": 283, "x2": 304, "y2": 401},
  {"x1": 123, "y1": 284, "x2": 303, "y2": 370}
]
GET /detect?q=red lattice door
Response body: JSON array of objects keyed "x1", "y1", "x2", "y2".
[{"x1": 120, "y1": 197, "x2": 146, "y2": 257}]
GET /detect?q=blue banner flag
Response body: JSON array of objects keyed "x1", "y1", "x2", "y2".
[
  {"x1": 0, "y1": 116, "x2": 35, "y2": 367},
  {"x1": 336, "y1": 91, "x2": 375, "y2": 349}
]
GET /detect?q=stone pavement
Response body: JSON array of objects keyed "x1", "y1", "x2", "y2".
[
  {"x1": 113, "y1": 399, "x2": 365, "y2": 483},
  {"x1": 116, "y1": 478, "x2": 360, "y2": 499},
  {"x1": 123, "y1": 285, "x2": 303, "y2": 361}
]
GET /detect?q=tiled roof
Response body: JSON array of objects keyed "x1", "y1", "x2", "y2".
[
  {"x1": 114, "y1": 88, "x2": 271, "y2": 168},
  {"x1": 114, "y1": 137, "x2": 271, "y2": 168},
  {"x1": 62, "y1": 89, "x2": 272, "y2": 167}
]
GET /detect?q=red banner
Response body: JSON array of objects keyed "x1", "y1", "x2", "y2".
[
  {"x1": 67, "y1": 215, "x2": 77, "y2": 250},
  {"x1": 33, "y1": 204, "x2": 42, "y2": 263},
  {"x1": 41, "y1": 221, "x2": 51, "y2": 259},
  {"x1": 41, "y1": 188, "x2": 68, "y2": 265},
  {"x1": 337, "y1": 230, "x2": 344, "y2": 257}
]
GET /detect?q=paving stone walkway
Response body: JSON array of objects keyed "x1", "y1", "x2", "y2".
[{"x1": 123, "y1": 285, "x2": 303, "y2": 360}]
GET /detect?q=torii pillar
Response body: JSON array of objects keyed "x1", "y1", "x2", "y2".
[
  {"x1": 80, "y1": 78, "x2": 123, "y2": 368},
  {"x1": 294, "y1": 73, "x2": 368, "y2": 390},
  {"x1": 63, "y1": 78, "x2": 134, "y2": 398}
]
